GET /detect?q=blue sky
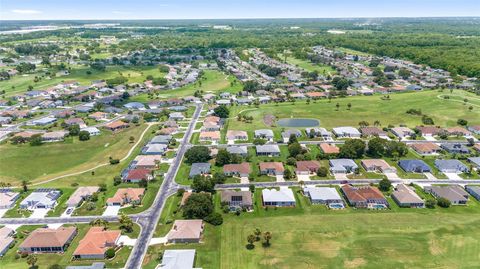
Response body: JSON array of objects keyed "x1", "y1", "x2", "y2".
[{"x1": 0, "y1": 0, "x2": 479, "y2": 20}]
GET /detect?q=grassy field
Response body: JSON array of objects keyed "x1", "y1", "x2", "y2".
[
  {"x1": 143, "y1": 187, "x2": 480, "y2": 269},
  {"x1": 0, "y1": 124, "x2": 150, "y2": 185},
  {"x1": 228, "y1": 90, "x2": 480, "y2": 132},
  {"x1": 0, "y1": 223, "x2": 140, "y2": 269},
  {"x1": 279, "y1": 54, "x2": 336, "y2": 76}
]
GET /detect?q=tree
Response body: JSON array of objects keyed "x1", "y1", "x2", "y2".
[
  {"x1": 288, "y1": 134, "x2": 298, "y2": 144},
  {"x1": 119, "y1": 214, "x2": 134, "y2": 233},
  {"x1": 457, "y1": 119, "x2": 468, "y2": 126},
  {"x1": 204, "y1": 212, "x2": 223, "y2": 225},
  {"x1": 191, "y1": 175, "x2": 215, "y2": 193},
  {"x1": 26, "y1": 254, "x2": 37, "y2": 268},
  {"x1": 437, "y1": 197, "x2": 451, "y2": 208},
  {"x1": 247, "y1": 234, "x2": 256, "y2": 249},
  {"x1": 254, "y1": 228, "x2": 262, "y2": 241},
  {"x1": 105, "y1": 248, "x2": 116, "y2": 259},
  {"x1": 367, "y1": 137, "x2": 387, "y2": 157},
  {"x1": 335, "y1": 103, "x2": 340, "y2": 111},
  {"x1": 29, "y1": 134, "x2": 43, "y2": 146},
  {"x1": 90, "y1": 219, "x2": 109, "y2": 230},
  {"x1": 316, "y1": 167, "x2": 328, "y2": 177},
  {"x1": 68, "y1": 124, "x2": 80, "y2": 136},
  {"x1": 425, "y1": 199, "x2": 436, "y2": 209},
  {"x1": 216, "y1": 149, "x2": 232, "y2": 166},
  {"x1": 398, "y1": 68, "x2": 411, "y2": 79},
  {"x1": 48, "y1": 264, "x2": 62, "y2": 269},
  {"x1": 21, "y1": 180, "x2": 29, "y2": 192},
  {"x1": 185, "y1": 146, "x2": 211, "y2": 164},
  {"x1": 378, "y1": 178, "x2": 392, "y2": 192},
  {"x1": 129, "y1": 136, "x2": 135, "y2": 143},
  {"x1": 339, "y1": 139, "x2": 365, "y2": 159},
  {"x1": 283, "y1": 169, "x2": 293, "y2": 180},
  {"x1": 249, "y1": 184, "x2": 255, "y2": 193},
  {"x1": 213, "y1": 105, "x2": 229, "y2": 118},
  {"x1": 288, "y1": 142, "x2": 302, "y2": 157},
  {"x1": 183, "y1": 192, "x2": 213, "y2": 219},
  {"x1": 263, "y1": 231, "x2": 272, "y2": 246},
  {"x1": 79, "y1": 130, "x2": 90, "y2": 141},
  {"x1": 347, "y1": 103, "x2": 352, "y2": 110}
]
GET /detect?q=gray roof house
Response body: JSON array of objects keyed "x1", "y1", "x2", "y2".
[
  {"x1": 159, "y1": 249, "x2": 200, "y2": 269},
  {"x1": 434, "y1": 159, "x2": 469, "y2": 173},
  {"x1": 467, "y1": 157, "x2": 480, "y2": 168},
  {"x1": 424, "y1": 185, "x2": 469, "y2": 205},
  {"x1": 220, "y1": 190, "x2": 253, "y2": 211},
  {"x1": 441, "y1": 143, "x2": 470, "y2": 154},
  {"x1": 0, "y1": 227, "x2": 14, "y2": 257},
  {"x1": 150, "y1": 135, "x2": 172, "y2": 144},
  {"x1": 398, "y1": 160, "x2": 431, "y2": 173},
  {"x1": 32, "y1": 116, "x2": 57, "y2": 126},
  {"x1": 123, "y1": 102, "x2": 145, "y2": 110},
  {"x1": 303, "y1": 187, "x2": 344, "y2": 206},
  {"x1": 141, "y1": 143, "x2": 168, "y2": 155},
  {"x1": 0, "y1": 189, "x2": 20, "y2": 209},
  {"x1": 332, "y1": 126, "x2": 361, "y2": 138},
  {"x1": 19, "y1": 189, "x2": 61, "y2": 209},
  {"x1": 169, "y1": 112, "x2": 185, "y2": 121},
  {"x1": 254, "y1": 129, "x2": 274, "y2": 140},
  {"x1": 256, "y1": 145, "x2": 281, "y2": 156},
  {"x1": 329, "y1": 159, "x2": 358, "y2": 174},
  {"x1": 466, "y1": 186, "x2": 480, "y2": 201},
  {"x1": 262, "y1": 188, "x2": 296, "y2": 207},
  {"x1": 305, "y1": 127, "x2": 332, "y2": 138},
  {"x1": 281, "y1": 129, "x2": 302, "y2": 142},
  {"x1": 392, "y1": 184, "x2": 425, "y2": 208},
  {"x1": 189, "y1": 163, "x2": 211, "y2": 178},
  {"x1": 226, "y1": 145, "x2": 248, "y2": 157}
]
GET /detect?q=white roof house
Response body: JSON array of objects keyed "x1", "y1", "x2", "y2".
[
  {"x1": 19, "y1": 189, "x2": 61, "y2": 209},
  {"x1": 157, "y1": 249, "x2": 200, "y2": 269},
  {"x1": 332, "y1": 126, "x2": 361, "y2": 138},
  {"x1": 81, "y1": 127, "x2": 101, "y2": 136},
  {"x1": 262, "y1": 188, "x2": 296, "y2": 206},
  {"x1": 303, "y1": 187, "x2": 343, "y2": 205},
  {"x1": 0, "y1": 190, "x2": 20, "y2": 209}
]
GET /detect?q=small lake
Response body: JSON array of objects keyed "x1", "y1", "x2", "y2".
[{"x1": 277, "y1": 118, "x2": 320, "y2": 127}]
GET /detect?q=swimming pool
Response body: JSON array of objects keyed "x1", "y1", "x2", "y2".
[
  {"x1": 328, "y1": 203, "x2": 345, "y2": 209},
  {"x1": 277, "y1": 118, "x2": 320, "y2": 127},
  {"x1": 369, "y1": 204, "x2": 387, "y2": 209}
]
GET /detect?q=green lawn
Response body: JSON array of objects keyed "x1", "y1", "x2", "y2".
[
  {"x1": 0, "y1": 124, "x2": 150, "y2": 185},
  {"x1": 228, "y1": 90, "x2": 480, "y2": 132},
  {"x1": 143, "y1": 187, "x2": 480, "y2": 269},
  {"x1": 279, "y1": 54, "x2": 336, "y2": 76}
]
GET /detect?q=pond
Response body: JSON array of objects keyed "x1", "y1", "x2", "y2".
[{"x1": 277, "y1": 118, "x2": 320, "y2": 127}]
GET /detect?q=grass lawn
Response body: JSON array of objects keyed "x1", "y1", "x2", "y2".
[
  {"x1": 228, "y1": 90, "x2": 480, "y2": 132},
  {"x1": 279, "y1": 54, "x2": 336, "y2": 76},
  {"x1": 0, "y1": 124, "x2": 150, "y2": 186},
  {"x1": 0, "y1": 223, "x2": 140, "y2": 269},
  {"x1": 143, "y1": 187, "x2": 480, "y2": 269}
]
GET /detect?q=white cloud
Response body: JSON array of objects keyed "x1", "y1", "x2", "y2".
[{"x1": 11, "y1": 9, "x2": 42, "y2": 14}]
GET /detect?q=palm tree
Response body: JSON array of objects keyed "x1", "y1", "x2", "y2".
[
  {"x1": 347, "y1": 103, "x2": 351, "y2": 110},
  {"x1": 335, "y1": 103, "x2": 340, "y2": 111},
  {"x1": 469, "y1": 106, "x2": 473, "y2": 112},
  {"x1": 21, "y1": 180, "x2": 29, "y2": 192},
  {"x1": 26, "y1": 254, "x2": 37, "y2": 268},
  {"x1": 254, "y1": 228, "x2": 262, "y2": 241},
  {"x1": 373, "y1": 120, "x2": 381, "y2": 126},
  {"x1": 464, "y1": 98, "x2": 468, "y2": 105},
  {"x1": 263, "y1": 231, "x2": 272, "y2": 246},
  {"x1": 247, "y1": 234, "x2": 256, "y2": 248}
]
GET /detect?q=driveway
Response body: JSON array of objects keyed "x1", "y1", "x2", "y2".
[
  {"x1": 297, "y1": 174, "x2": 311, "y2": 181},
  {"x1": 423, "y1": 135, "x2": 437, "y2": 141},
  {"x1": 149, "y1": 236, "x2": 168, "y2": 246},
  {"x1": 29, "y1": 208, "x2": 50, "y2": 219},
  {"x1": 102, "y1": 205, "x2": 121, "y2": 216},
  {"x1": 445, "y1": 173, "x2": 462, "y2": 180},
  {"x1": 118, "y1": 235, "x2": 137, "y2": 246},
  {"x1": 334, "y1": 173, "x2": 348, "y2": 180},
  {"x1": 275, "y1": 175, "x2": 285, "y2": 182},
  {"x1": 424, "y1": 173, "x2": 438, "y2": 180},
  {"x1": 384, "y1": 173, "x2": 401, "y2": 180},
  {"x1": 0, "y1": 209, "x2": 8, "y2": 218},
  {"x1": 240, "y1": 177, "x2": 250, "y2": 184}
]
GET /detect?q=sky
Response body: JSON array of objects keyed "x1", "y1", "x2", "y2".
[{"x1": 0, "y1": 0, "x2": 479, "y2": 20}]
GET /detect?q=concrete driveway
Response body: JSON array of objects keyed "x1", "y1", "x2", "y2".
[
  {"x1": 334, "y1": 173, "x2": 348, "y2": 180},
  {"x1": 297, "y1": 174, "x2": 311, "y2": 181},
  {"x1": 240, "y1": 177, "x2": 250, "y2": 184},
  {"x1": 149, "y1": 236, "x2": 168, "y2": 245},
  {"x1": 385, "y1": 173, "x2": 401, "y2": 180},
  {"x1": 424, "y1": 135, "x2": 437, "y2": 141},
  {"x1": 424, "y1": 173, "x2": 438, "y2": 180},
  {"x1": 29, "y1": 208, "x2": 50, "y2": 219},
  {"x1": 445, "y1": 173, "x2": 462, "y2": 180},
  {"x1": 102, "y1": 205, "x2": 121, "y2": 216},
  {"x1": 60, "y1": 207, "x2": 75, "y2": 218},
  {"x1": 275, "y1": 175, "x2": 285, "y2": 182},
  {"x1": 118, "y1": 235, "x2": 137, "y2": 246},
  {"x1": 0, "y1": 209, "x2": 8, "y2": 218}
]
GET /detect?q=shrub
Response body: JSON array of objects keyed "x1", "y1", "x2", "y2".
[
  {"x1": 105, "y1": 248, "x2": 116, "y2": 259},
  {"x1": 109, "y1": 159, "x2": 120, "y2": 165},
  {"x1": 437, "y1": 197, "x2": 451, "y2": 208},
  {"x1": 204, "y1": 212, "x2": 224, "y2": 226}
]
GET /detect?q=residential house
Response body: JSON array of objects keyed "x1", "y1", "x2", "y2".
[
  {"x1": 81, "y1": 127, "x2": 101, "y2": 136},
  {"x1": 73, "y1": 227, "x2": 121, "y2": 259},
  {"x1": 66, "y1": 187, "x2": 100, "y2": 208},
  {"x1": 468, "y1": 157, "x2": 480, "y2": 169},
  {"x1": 150, "y1": 135, "x2": 172, "y2": 145},
  {"x1": 332, "y1": 127, "x2": 361, "y2": 138},
  {"x1": 445, "y1": 126, "x2": 471, "y2": 136},
  {"x1": 391, "y1": 127, "x2": 414, "y2": 139},
  {"x1": 341, "y1": 185, "x2": 388, "y2": 208},
  {"x1": 124, "y1": 168, "x2": 154, "y2": 183},
  {"x1": 259, "y1": 162, "x2": 285, "y2": 176},
  {"x1": 220, "y1": 190, "x2": 253, "y2": 211},
  {"x1": 104, "y1": 120, "x2": 129, "y2": 131},
  {"x1": 360, "y1": 127, "x2": 387, "y2": 137},
  {"x1": 226, "y1": 145, "x2": 248, "y2": 157},
  {"x1": 158, "y1": 249, "x2": 200, "y2": 269},
  {"x1": 467, "y1": 125, "x2": 480, "y2": 135},
  {"x1": 361, "y1": 159, "x2": 397, "y2": 173},
  {"x1": 131, "y1": 155, "x2": 162, "y2": 169},
  {"x1": 169, "y1": 112, "x2": 185, "y2": 121},
  {"x1": 254, "y1": 129, "x2": 274, "y2": 141},
  {"x1": 199, "y1": 131, "x2": 221, "y2": 142},
  {"x1": 64, "y1": 118, "x2": 87, "y2": 128},
  {"x1": 189, "y1": 163, "x2": 211, "y2": 178},
  {"x1": 0, "y1": 227, "x2": 14, "y2": 257},
  {"x1": 19, "y1": 227, "x2": 77, "y2": 253},
  {"x1": 124, "y1": 102, "x2": 145, "y2": 110},
  {"x1": 303, "y1": 187, "x2": 344, "y2": 206},
  {"x1": 256, "y1": 145, "x2": 281, "y2": 156},
  {"x1": 415, "y1": 126, "x2": 443, "y2": 136},
  {"x1": 223, "y1": 163, "x2": 251, "y2": 177},
  {"x1": 391, "y1": 184, "x2": 425, "y2": 208},
  {"x1": 424, "y1": 185, "x2": 469, "y2": 205},
  {"x1": 262, "y1": 188, "x2": 296, "y2": 207},
  {"x1": 466, "y1": 185, "x2": 480, "y2": 201},
  {"x1": 434, "y1": 159, "x2": 469, "y2": 174},
  {"x1": 66, "y1": 263, "x2": 105, "y2": 269},
  {"x1": 305, "y1": 127, "x2": 332, "y2": 139},
  {"x1": 32, "y1": 116, "x2": 57, "y2": 126},
  {"x1": 295, "y1": 161, "x2": 321, "y2": 175},
  {"x1": 410, "y1": 142, "x2": 441, "y2": 155},
  {"x1": 88, "y1": 112, "x2": 108, "y2": 121},
  {"x1": 42, "y1": 131, "x2": 68, "y2": 142},
  {"x1": 0, "y1": 189, "x2": 20, "y2": 209},
  {"x1": 329, "y1": 159, "x2": 358, "y2": 174},
  {"x1": 398, "y1": 159, "x2": 431, "y2": 173},
  {"x1": 142, "y1": 143, "x2": 168, "y2": 155},
  {"x1": 167, "y1": 220, "x2": 204, "y2": 243},
  {"x1": 20, "y1": 189, "x2": 61, "y2": 209},
  {"x1": 226, "y1": 130, "x2": 248, "y2": 141},
  {"x1": 473, "y1": 144, "x2": 480, "y2": 153},
  {"x1": 281, "y1": 129, "x2": 302, "y2": 142},
  {"x1": 441, "y1": 143, "x2": 470, "y2": 154},
  {"x1": 106, "y1": 188, "x2": 145, "y2": 206},
  {"x1": 319, "y1": 143, "x2": 340, "y2": 154}
]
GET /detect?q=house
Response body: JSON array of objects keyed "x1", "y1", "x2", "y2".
[
  {"x1": 332, "y1": 127, "x2": 361, "y2": 138},
  {"x1": 131, "y1": 155, "x2": 162, "y2": 169},
  {"x1": 391, "y1": 184, "x2": 425, "y2": 208},
  {"x1": 259, "y1": 162, "x2": 285, "y2": 175},
  {"x1": 0, "y1": 189, "x2": 20, "y2": 209},
  {"x1": 19, "y1": 227, "x2": 77, "y2": 253},
  {"x1": 410, "y1": 142, "x2": 441, "y2": 155},
  {"x1": 73, "y1": 227, "x2": 121, "y2": 259},
  {"x1": 0, "y1": 227, "x2": 14, "y2": 257},
  {"x1": 88, "y1": 112, "x2": 108, "y2": 121},
  {"x1": 105, "y1": 120, "x2": 129, "y2": 131},
  {"x1": 226, "y1": 130, "x2": 248, "y2": 141},
  {"x1": 20, "y1": 189, "x2": 61, "y2": 209},
  {"x1": 124, "y1": 102, "x2": 145, "y2": 110},
  {"x1": 106, "y1": 188, "x2": 145, "y2": 206},
  {"x1": 42, "y1": 131, "x2": 68, "y2": 142},
  {"x1": 398, "y1": 159, "x2": 431, "y2": 173},
  {"x1": 319, "y1": 143, "x2": 340, "y2": 154},
  {"x1": 64, "y1": 118, "x2": 87, "y2": 128},
  {"x1": 199, "y1": 131, "x2": 221, "y2": 142},
  {"x1": 226, "y1": 145, "x2": 248, "y2": 157},
  {"x1": 169, "y1": 112, "x2": 185, "y2": 121},
  {"x1": 361, "y1": 159, "x2": 397, "y2": 173},
  {"x1": 220, "y1": 190, "x2": 253, "y2": 211},
  {"x1": 32, "y1": 116, "x2": 57, "y2": 126},
  {"x1": 66, "y1": 263, "x2": 105, "y2": 269},
  {"x1": 445, "y1": 126, "x2": 471, "y2": 136},
  {"x1": 341, "y1": 185, "x2": 388, "y2": 208},
  {"x1": 296, "y1": 161, "x2": 321, "y2": 175},
  {"x1": 167, "y1": 220, "x2": 204, "y2": 243},
  {"x1": 434, "y1": 159, "x2": 469, "y2": 173},
  {"x1": 254, "y1": 129, "x2": 274, "y2": 141},
  {"x1": 0, "y1": 116, "x2": 12, "y2": 124},
  {"x1": 66, "y1": 187, "x2": 100, "y2": 208},
  {"x1": 223, "y1": 163, "x2": 251, "y2": 177},
  {"x1": 81, "y1": 127, "x2": 101, "y2": 136},
  {"x1": 158, "y1": 249, "x2": 200, "y2": 269},
  {"x1": 189, "y1": 163, "x2": 211, "y2": 178},
  {"x1": 441, "y1": 143, "x2": 470, "y2": 154},
  {"x1": 202, "y1": 122, "x2": 221, "y2": 131},
  {"x1": 303, "y1": 187, "x2": 344, "y2": 206},
  {"x1": 124, "y1": 168, "x2": 154, "y2": 183},
  {"x1": 424, "y1": 185, "x2": 469, "y2": 205},
  {"x1": 305, "y1": 127, "x2": 332, "y2": 139},
  {"x1": 281, "y1": 129, "x2": 302, "y2": 142},
  {"x1": 329, "y1": 159, "x2": 358, "y2": 174},
  {"x1": 256, "y1": 145, "x2": 281, "y2": 156},
  {"x1": 150, "y1": 135, "x2": 172, "y2": 145},
  {"x1": 468, "y1": 157, "x2": 480, "y2": 169},
  {"x1": 142, "y1": 143, "x2": 168, "y2": 155},
  {"x1": 474, "y1": 144, "x2": 480, "y2": 153},
  {"x1": 262, "y1": 188, "x2": 296, "y2": 207},
  {"x1": 467, "y1": 125, "x2": 480, "y2": 135},
  {"x1": 416, "y1": 126, "x2": 443, "y2": 136},
  {"x1": 465, "y1": 185, "x2": 480, "y2": 201},
  {"x1": 360, "y1": 127, "x2": 387, "y2": 137},
  {"x1": 391, "y1": 127, "x2": 414, "y2": 139}
]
